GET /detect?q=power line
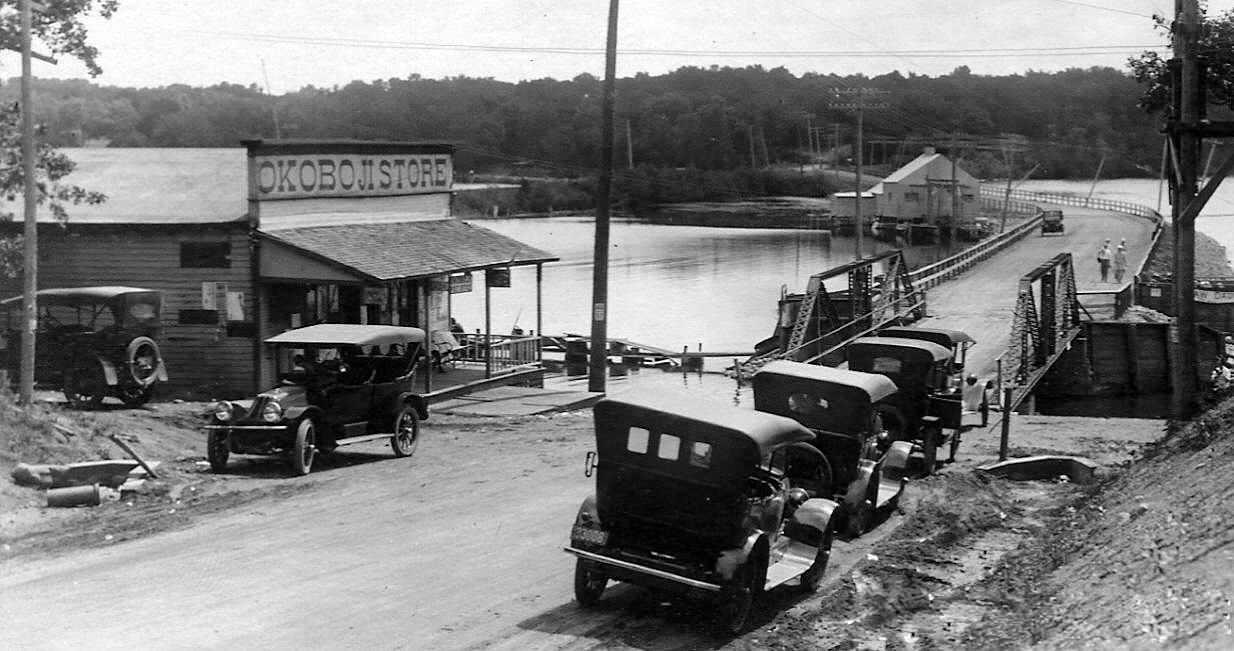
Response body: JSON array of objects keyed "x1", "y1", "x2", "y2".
[{"x1": 198, "y1": 30, "x2": 1161, "y2": 59}]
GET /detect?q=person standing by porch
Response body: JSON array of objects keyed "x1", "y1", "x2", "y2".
[
  {"x1": 1096, "y1": 239, "x2": 1112, "y2": 282},
  {"x1": 1113, "y1": 241, "x2": 1128, "y2": 283}
]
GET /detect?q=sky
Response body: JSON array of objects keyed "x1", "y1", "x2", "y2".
[{"x1": 0, "y1": 0, "x2": 1181, "y2": 93}]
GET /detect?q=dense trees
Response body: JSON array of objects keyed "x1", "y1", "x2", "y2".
[{"x1": 0, "y1": 64, "x2": 1172, "y2": 183}]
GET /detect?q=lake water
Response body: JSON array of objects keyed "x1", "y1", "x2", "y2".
[{"x1": 450, "y1": 177, "x2": 1234, "y2": 402}]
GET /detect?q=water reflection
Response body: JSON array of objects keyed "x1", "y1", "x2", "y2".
[{"x1": 452, "y1": 216, "x2": 967, "y2": 357}]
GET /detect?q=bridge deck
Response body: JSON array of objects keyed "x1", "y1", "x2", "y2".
[{"x1": 917, "y1": 204, "x2": 1157, "y2": 382}]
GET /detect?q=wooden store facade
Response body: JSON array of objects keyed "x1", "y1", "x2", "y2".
[{"x1": 0, "y1": 140, "x2": 556, "y2": 397}]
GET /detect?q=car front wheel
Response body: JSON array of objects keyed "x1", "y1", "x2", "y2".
[
  {"x1": 291, "y1": 418, "x2": 316, "y2": 476},
  {"x1": 390, "y1": 406, "x2": 420, "y2": 458},
  {"x1": 207, "y1": 430, "x2": 230, "y2": 473},
  {"x1": 573, "y1": 559, "x2": 607, "y2": 607}
]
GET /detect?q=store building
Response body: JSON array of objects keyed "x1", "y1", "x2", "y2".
[{"x1": 0, "y1": 140, "x2": 556, "y2": 397}]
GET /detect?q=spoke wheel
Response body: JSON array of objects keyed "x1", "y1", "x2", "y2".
[
  {"x1": 798, "y1": 528, "x2": 834, "y2": 593},
  {"x1": 207, "y1": 429, "x2": 230, "y2": 473},
  {"x1": 717, "y1": 563, "x2": 755, "y2": 635},
  {"x1": 390, "y1": 406, "x2": 420, "y2": 458},
  {"x1": 573, "y1": 559, "x2": 607, "y2": 607},
  {"x1": 291, "y1": 418, "x2": 317, "y2": 476}
]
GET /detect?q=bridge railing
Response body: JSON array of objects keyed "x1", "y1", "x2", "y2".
[
  {"x1": 908, "y1": 212, "x2": 1044, "y2": 291},
  {"x1": 979, "y1": 184, "x2": 1165, "y2": 223},
  {"x1": 455, "y1": 334, "x2": 543, "y2": 375}
]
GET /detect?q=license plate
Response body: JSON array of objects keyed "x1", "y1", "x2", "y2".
[{"x1": 572, "y1": 525, "x2": 609, "y2": 546}]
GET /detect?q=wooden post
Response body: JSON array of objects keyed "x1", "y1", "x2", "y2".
[{"x1": 999, "y1": 387, "x2": 1014, "y2": 461}]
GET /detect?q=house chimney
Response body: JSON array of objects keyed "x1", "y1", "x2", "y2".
[{"x1": 922, "y1": 146, "x2": 936, "y2": 155}]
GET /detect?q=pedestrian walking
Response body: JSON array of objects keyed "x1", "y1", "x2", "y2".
[
  {"x1": 1113, "y1": 241, "x2": 1128, "y2": 283},
  {"x1": 1096, "y1": 239, "x2": 1112, "y2": 282}
]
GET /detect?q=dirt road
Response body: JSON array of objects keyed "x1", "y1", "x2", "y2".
[{"x1": 0, "y1": 409, "x2": 900, "y2": 650}]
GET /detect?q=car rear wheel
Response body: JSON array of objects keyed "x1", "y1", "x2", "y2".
[
  {"x1": 390, "y1": 406, "x2": 420, "y2": 458},
  {"x1": 798, "y1": 527, "x2": 833, "y2": 593},
  {"x1": 207, "y1": 430, "x2": 230, "y2": 473},
  {"x1": 573, "y1": 559, "x2": 607, "y2": 607},
  {"x1": 64, "y1": 370, "x2": 104, "y2": 409},
  {"x1": 717, "y1": 562, "x2": 756, "y2": 635},
  {"x1": 291, "y1": 418, "x2": 316, "y2": 476},
  {"x1": 119, "y1": 385, "x2": 152, "y2": 407}
]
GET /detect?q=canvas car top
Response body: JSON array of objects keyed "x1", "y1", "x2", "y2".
[
  {"x1": 877, "y1": 326, "x2": 974, "y2": 347},
  {"x1": 593, "y1": 393, "x2": 814, "y2": 459},
  {"x1": 754, "y1": 360, "x2": 898, "y2": 404},
  {"x1": 849, "y1": 336, "x2": 952, "y2": 361},
  {"x1": 0, "y1": 286, "x2": 161, "y2": 307},
  {"x1": 264, "y1": 323, "x2": 426, "y2": 346}
]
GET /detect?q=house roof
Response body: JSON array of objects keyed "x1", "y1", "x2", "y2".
[
  {"x1": 259, "y1": 219, "x2": 558, "y2": 281},
  {"x1": 38, "y1": 148, "x2": 248, "y2": 224}
]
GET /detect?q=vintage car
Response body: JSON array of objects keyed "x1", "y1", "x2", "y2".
[
  {"x1": 752, "y1": 360, "x2": 912, "y2": 537},
  {"x1": 877, "y1": 326, "x2": 975, "y2": 378},
  {"x1": 847, "y1": 336, "x2": 962, "y2": 472},
  {"x1": 565, "y1": 394, "x2": 841, "y2": 634},
  {"x1": 1040, "y1": 209, "x2": 1065, "y2": 235},
  {"x1": 0, "y1": 286, "x2": 168, "y2": 407},
  {"x1": 204, "y1": 324, "x2": 428, "y2": 475}
]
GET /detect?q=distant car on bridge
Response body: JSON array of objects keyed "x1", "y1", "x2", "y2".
[{"x1": 1040, "y1": 209, "x2": 1065, "y2": 235}]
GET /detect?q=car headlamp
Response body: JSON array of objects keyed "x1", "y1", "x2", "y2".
[
  {"x1": 260, "y1": 400, "x2": 284, "y2": 423},
  {"x1": 212, "y1": 401, "x2": 234, "y2": 422}
]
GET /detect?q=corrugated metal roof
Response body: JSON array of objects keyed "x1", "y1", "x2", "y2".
[{"x1": 260, "y1": 219, "x2": 558, "y2": 281}]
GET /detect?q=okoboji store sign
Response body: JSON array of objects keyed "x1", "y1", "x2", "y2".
[{"x1": 244, "y1": 139, "x2": 454, "y2": 200}]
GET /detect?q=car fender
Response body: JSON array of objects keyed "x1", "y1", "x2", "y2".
[
  {"x1": 844, "y1": 459, "x2": 877, "y2": 513},
  {"x1": 715, "y1": 532, "x2": 769, "y2": 583},
  {"x1": 573, "y1": 494, "x2": 600, "y2": 527},
  {"x1": 789, "y1": 497, "x2": 840, "y2": 545},
  {"x1": 283, "y1": 405, "x2": 325, "y2": 424},
  {"x1": 96, "y1": 358, "x2": 119, "y2": 386},
  {"x1": 397, "y1": 392, "x2": 430, "y2": 420},
  {"x1": 882, "y1": 440, "x2": 913, "y2": 484}
]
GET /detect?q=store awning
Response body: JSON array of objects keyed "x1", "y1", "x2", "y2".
[{"x1": 257, "y1": 219, "x2": 557, "y2": 283}]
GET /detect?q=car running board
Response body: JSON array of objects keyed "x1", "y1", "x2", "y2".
[{"x1": 333, "y1": 433, "x2": 395, "y2": 447}]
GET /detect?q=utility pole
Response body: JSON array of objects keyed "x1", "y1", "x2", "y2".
[
  {"x1": 831, "y1": 88, "x2": 889, "y2": 260},
  {"x1": 748, "y1": 125, "x2": 758, "y2": 168},
  {"x1": 19, "y1": 0, "x2": 36, "y2": 404},
  {"x1": 1171, "y1": 0, "x2": 1201, "y2": 417},
  {"x1": 625, "y1": 119, "x2": 634, "y2": 169},
  {"x1": 588, "y1": 0, "x2": 618, "y2": 393}
]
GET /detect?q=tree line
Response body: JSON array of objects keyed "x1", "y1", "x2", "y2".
[{"x1": 0, "y1": 63, "x2": 1182, "y2": 187}]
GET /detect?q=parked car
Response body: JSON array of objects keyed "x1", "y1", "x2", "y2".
[
  {"x1": 204, "y1": 324, "x2": 428, "y2": 475},
  {"x1": 565, "y1": 394, "x2": 841, "y2": 634},
  {"x1": 752, "y1": 360, "x2": 912, "y2": 537},
  {"x1": 0, "y1": 286, "x2": 168, "y2": 407},
  {"x1": 846, "y1": 336, "x2": 961, "y2": 472},
  {"x1": 877, "y1": 326, "x2": 975, "y2": 378},
  {"x1": 1041, "y1": 209, "x2": 1064, "y2": 235}
]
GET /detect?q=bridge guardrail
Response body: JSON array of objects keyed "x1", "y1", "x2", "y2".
[
  {"x1": 908, "y1": 213, "x2": 1043, "y2": 291},
  {"x1": 979, "y1": 184, "x2": 1165, "y2": 224}
]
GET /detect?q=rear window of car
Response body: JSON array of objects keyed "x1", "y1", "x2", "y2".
[
  {"x1": 657, "y1": 434, "x2": 681, "y2": 461},
  {"x1": 871, "y1": 356, "x2": 902, "y2": 374},
  {"x1": 627, "y1": 427, "x2": 650, "y2": 453}
]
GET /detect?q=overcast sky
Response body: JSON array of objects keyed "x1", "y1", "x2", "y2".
[{"x1": 0, "y1": 0, "x2": 1175, "y2": 92}]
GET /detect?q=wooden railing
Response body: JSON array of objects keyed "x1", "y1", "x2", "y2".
[
  {"x1": 908, "y1": 212, "x2": 1044, "y2": 291},
  {"x1": 979, "y1": 184, "x2": 1165, "y2": 223},
  {"x1": 455, "y1": 334, "x2": 543, "y2": 375}
]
